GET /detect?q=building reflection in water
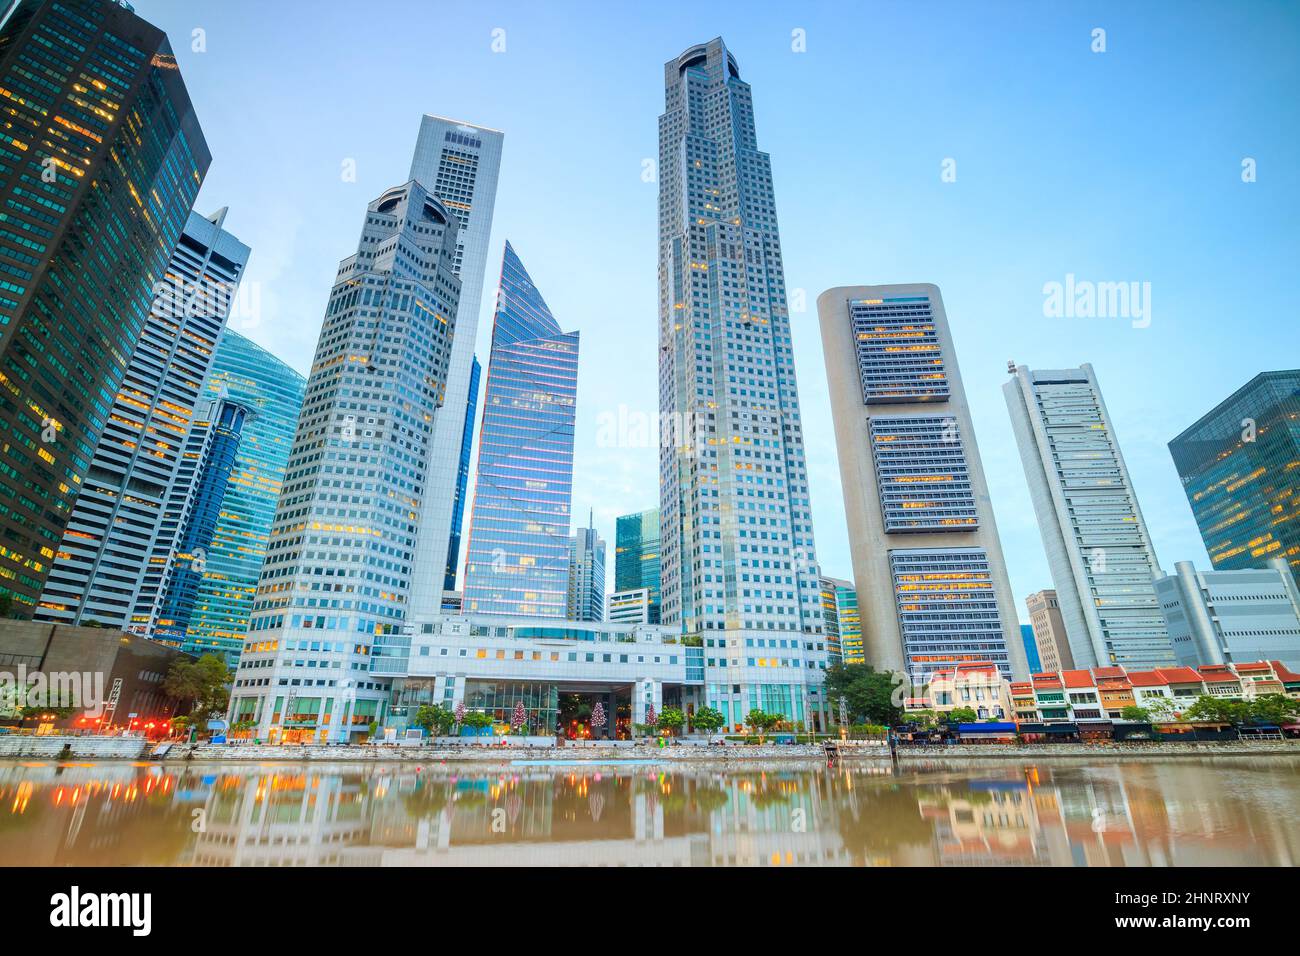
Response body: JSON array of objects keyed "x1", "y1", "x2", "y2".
[{"x1": 0, "y1": 758, "x2": 1296, "y2": 867}]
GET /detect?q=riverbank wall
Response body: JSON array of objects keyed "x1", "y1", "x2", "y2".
[{"x1": 2, "y1": 736, "x2": 1296, "y2": 762}]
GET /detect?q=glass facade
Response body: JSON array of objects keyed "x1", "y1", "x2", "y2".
[
  {"x1": 152, "y1": 400, "x2": 247, "y2": 655},
  {"x1": 657, "y1": 39, "x2": 827, "y2": 728},
  {"x1": 176, "y1": 331, "x2": 304, "y2": 663},
  {"x1": 614, "y1": 508, "x2": 660, "y2": 624},
  {"x1": 869, "y1": 416, "x2": 978, "y2": 532},
  {"x1": 443, "y1": 354, "x2": 480, "y2": 592},
  {"x1": 834, "y1": 581, "x2": 863, "y2": 665},
  {"x1": 0, "y1": 0, "x2": 209, "y2": 611},
  {"x1": 1020, "y1": 624, "x2": 1043, "y2": 673},
  {"x1": 566, "y1": 525, "x2": 605, "y2": 622},
  {"x1": 852, "y1": 296, "x2": 949, "y2": 403},
  {"x1": 462, "y1": 241, "x2": 578, "y2": 618},
  {"x1": 463, "y1": 679, "x2": 558, "y2": 733},
  {"x1": 1168, "y1": 370, "x2": 1300, "y2": 588},
  {"x1": 35, "y1": 209, "x2": 249, "y2": 628}
]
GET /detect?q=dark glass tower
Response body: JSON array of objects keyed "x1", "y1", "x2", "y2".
[
  {"x1": 462, "y1": 242, "x2": 579, "y2": 617},
  {"x1": 614, "y1": 508, "x2": 660, "y2": 624},
  {"x1": 152, "y1": 399, "x2": 248, "y2": 653},
  {"x1": 0, "y1": 0, "x2": 209, "y2": 613},
  {"x1": 443, "y1": 354, "x2": 480, "y2": 592},
  {"x1": 1169, "y1": 370, "x2": 1300, "y2": 587}
]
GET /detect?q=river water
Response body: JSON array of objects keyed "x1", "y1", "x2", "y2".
[{"x1": 0, "y1": 756, "x2": 1296, "y2": 866}]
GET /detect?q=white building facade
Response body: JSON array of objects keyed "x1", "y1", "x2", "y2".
[
  {"x1": 1154, "y1": 558, "x2": 1300, "y2": 670},
  {"x1": 406, "y1": 117, "x2": 504, "y2": 614},
  {"x1": 229, "y1": 182, "x2": 462, "y2": 743},
  {"x1": 657, "y1": 39, "x2": 829, "y2": 730},
  {"x1": 1004, "y1": 364, "x2": 1175, "y2": 670}
]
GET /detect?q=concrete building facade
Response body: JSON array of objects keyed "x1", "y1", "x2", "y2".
[
  {"x1": 1004, "y1": 364, "x2": 1175, "y2": 670},
  {"x1": 1026, "y1": 589, "x2": 1074, "y2": 673},
  {"x1": 818, "y1": 284, "x2": 1026, "y2": 682}
]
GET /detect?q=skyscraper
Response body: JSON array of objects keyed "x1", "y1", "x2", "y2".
[
  {"x1": 1019, "y1": 624, "x2": 1043, "y2": 674},
  {"x1": 461, "y1": 242, "x2": 578, "y2": 618},
  {"x1": 174, "y1": 331, "x2": 304, "y2": 663},
  {"x1": 406, "y1": 117, "x2": 503, "y2": 615},
  {"x1": 818, "y1": 284, "x2": 1026, "y2": 682},
  {"x1": 614, "y1": 508, "x2": 660, "y2": 624},
  {"x1": 1005, "y1": 363, "x2": 1175, "y2": 670},
  {"x1": 229, "y1": 181, "x2": 462, "y2": 743},
  {"x1": 566, "y1": 523, "x2": 606, "y2": 622},
  {"x1": 658, "y1": 39, "x2": 828, "y2": 730},
  {"x1": 0, "y1": 0, "x2": 209, "y2": 612},
  {"x1": 1026, "y1": 589, "x2": 1073, "y2": 672},
  {"x1": 1168, "y1": 370, "x2": 1300, "y2": 587},
  {"x1": 151, "y1": 398, "x2": 248, "y2": 653},
  {"x1": 35, "y1": 209, "x2": 247, "y2": 627},
  {"x1": 820, "y1": 576, "x2": 863, "y2": 666},
  {"x1": 819, "y1": 576, "x2": 841, "y2": 664},
  {"x1": 444, "y1": 355, "x2": 480, "y2": 592}
]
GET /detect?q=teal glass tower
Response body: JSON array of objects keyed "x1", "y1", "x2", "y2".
[
  {"x1": 0, "y1": 0, "x2": 209, "y2": 613},
  {"x1": 1169, "y1": 370, "x2": 1300, "y2": 587},
  {"x1": 614, "y1": 508, "x2": 660, "y2": 624},
  {"x1": 462, "y1": 242, "x2": 579, "y2": 618},
  {"x1": 173, "y1": 331, "x2": 305, "y2": 663}
]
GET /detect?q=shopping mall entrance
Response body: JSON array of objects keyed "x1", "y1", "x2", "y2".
[{"x1": 556, "y1": 684, "x2": 631, "y2": 740}]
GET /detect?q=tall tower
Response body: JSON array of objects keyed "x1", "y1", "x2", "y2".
[
  {"x1": 461, "y1": 242, "x2": 578, "y2": 618},
  {"x1": 406, "y1": 117, "x2": 503, "y2": 615},
  {"x1": 0, "y1": 0, "x2": 209, "y2": 613},
  {"x1": 818, "y1": 284, "x2": 1027, "y2": 682},
  {"x1": 658, "y1": 39, "x2": 827, "y2": 731},
  {"x1": 614, "y1": 508, "x2": 661, "y2": 623},
  {"x1": 229, "y1": 182, "x2": 462, "y2": 743},
  {"x1": 566, "y1": 522, "x2": 606, "y2": 622},
  {"x1": 171, "y1": 331, "x2": 305, "y2": 665},
  {"x1": 1168, "y1": 370, "x2": 1300, "y2": 588},
  {"x1": 1005, "y1": 363, "x2": 1175, "y2": 670},
  {"x1": 35, "y1": 209, "x2": 247, "y2": 628}
]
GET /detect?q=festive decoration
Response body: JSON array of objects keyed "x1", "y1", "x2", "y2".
[
  {"x1": 511, "y1": 701, "x2": 527, "y2": 733},
  {"x1": 590, "y1": 701, "x2": 607, "y2": 732},
  {"x1": 646, "y1": 703, "x2": 658, "y2": 726},
  {"x1": 454, "y1": 701, "x2": 466, "y2": 725}
]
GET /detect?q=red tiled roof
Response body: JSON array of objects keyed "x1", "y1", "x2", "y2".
[
  {"x1": 1010, "y1": 682, "x2": 1033, "y2": 694},
  {"x1": 1062, "y1": 669, "x2": 1095, "y2": 689},
  {"x1": 1234, "y1": 661, "x2": 1270, "y2": 672},
  {"x1": 1197, "y1": 666, "x2": 1238, "y2": 683},
  {"x1": 1093, "y1": 667, "x2": 1126, "y2": 679},
  {"x1": 1032, "y1": 672, "x2": 1063, "y2": 688},
  {"x1": 1155, "y1": 667, "x2": 1203, "y2": 684},
  {"x1": 1126, "y1": 670, "x2": 1167, "y2": 687},
  {"x1": 1271, "y1": 661, "x2": 1300, "y2": 681}
]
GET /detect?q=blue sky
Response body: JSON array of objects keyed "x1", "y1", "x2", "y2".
[{"x1": 135, "y1": 0, "x2": 1300, "y2": 621}]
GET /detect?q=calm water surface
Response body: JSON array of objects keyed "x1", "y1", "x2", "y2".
[{"x1": 0, "y1": 757, "x2": 1296, "y2": 866}]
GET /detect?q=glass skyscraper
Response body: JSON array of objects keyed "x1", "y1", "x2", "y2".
[
  {"x1": 406, "y1": 117, "x2": 503, "y2": 615},
  {"x1": 0, "y1": 0, "x2": 209, "y2": 613},
  {"x1": 229, "y1": 181, "x2": 463, "y2": 743},
  {"x1": 35, "y1": 209, "x2": 248, "y2": 628},
  {"x1": 444, "y1": 355, "x2": 480, "y2": 592},
  {"x1": 566, "y1": 523, "x2": 605, "y2": 622},
  {"x1": 614, "y1": 508, "x2": 660, "y2": 624},
  {"x1": 819, "y1": 285, "x2": 1026, "y2": 682},
  {"x1": 173, "y1": 331, "x2": 304, "y2": 664},
  {"x1": 462, "y1": 242, "x2": 578, "y2": 618},
  {"x1": 658, "y1": 39, "x2": 828, "y2": 730},
  {"x1": 1169, "y1": 370, "x2": 1300, "y2": 588},
  {"x1": 152, "y1": 399, "x2": 248, "y2": 654},
  {"x1": 1005, "y1": 363, "x2": 1175, "y2": 670}
]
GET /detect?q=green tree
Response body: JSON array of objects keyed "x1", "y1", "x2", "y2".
[
  {"x1": 823, "y1": 663, "x2": 906, "y2": 726},
  {"x1": 1185, "y1": 695, "x2": 1249, "y2": 724},
  {"x1": 413, "y1": 704, "x2": 454, "y2": 737},
  {"x1": 1119, "y1": 704, "x2": 1150, "y2": 722},
  {"x1": 1143, "y1": 694, "x2": 1179, "y2": 721},
  {"x1": 945, "y1": 706, "x2": 978, "y2": 724},
  {"x1": 1247, "y1": 693, "x2": 1300, "y2": 726},
  {"x1": 745, "y1": 709, "x2": 780, "y2": 744},
  {"x1": 658, "y1": 707, "x2": 686, "y2": 736},
  {"x1": 163, "y1": 653, "x2": 232, "y2": 720},
  {"x1": 461, "y1": 711, "x2": 493, "y2": 731},
  {"x1": 691, "y1": 706, "x2": 725, "y2": 734}
]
